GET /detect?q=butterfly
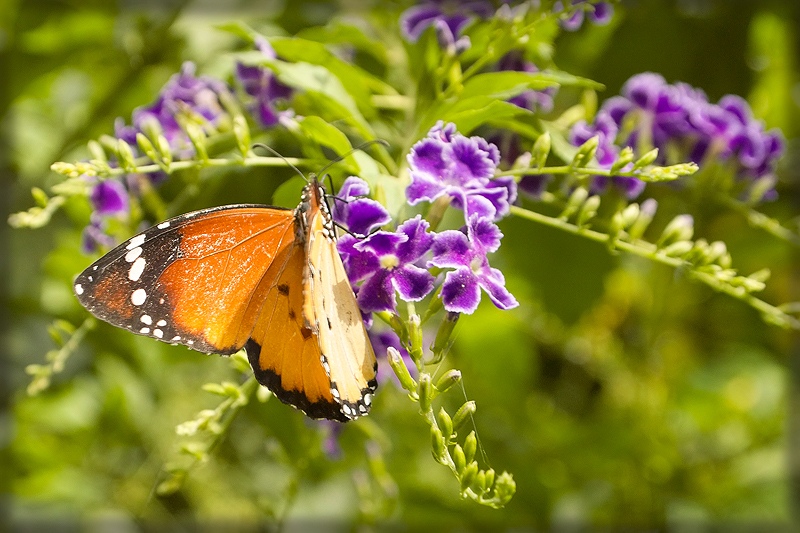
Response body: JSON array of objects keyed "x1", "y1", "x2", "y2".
[{"x1": 73, "y1": 177, "x2": 377, "y2": 422}]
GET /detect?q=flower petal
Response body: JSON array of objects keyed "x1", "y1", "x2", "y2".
[
  {"x1": 357, "y1": 269, "x2": 397, "y2": 312},
  {"x1": 355, "y1": 231, "x2": 407, "y2": 256},
  {"x1": 345, "y1": 198, "x2": 391, "y2": 236},
  {"x1": 338, "y1": 234, "x2": 380, "y2": 282},
  {"x1": 393, "y1": 264, "x2": 435, "y2": 301},
  {"x1": 440, "y1": 267, "x2": 481, "y2": 314},
  {"x1": 429, "y1": 229, "x2": 472, "y2": 269},
  {"x1": 400, "y1": 4, "x2": 443, "y2": 42},
  {"x1": 395, "y1": 215, "x2": 434, "y2": 264},
  {"x1": 468, "y1": 215, "x2": 503, "y2": 254},
  {"x1": 477, "y1": 267, "x2": 519, "y2": 310}
]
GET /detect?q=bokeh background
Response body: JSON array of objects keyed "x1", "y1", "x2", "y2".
[{"x1": 4, "y1": 0, "x2": 800, "y2": 529}]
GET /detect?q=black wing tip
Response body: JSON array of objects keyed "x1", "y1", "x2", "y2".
[{"x1": 245, "y1": 339, "x2": 373, "y2": 423}]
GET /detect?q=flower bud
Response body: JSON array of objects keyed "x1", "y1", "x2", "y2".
[
  {"x1": 452, "y1": 400, "x2": 476, "y2": 432},
  {"x1": 571, "y1": 135, "x2": 599, "y2": 168},
  {"x1": 418, "y1": 373, "x2": 433, "y2": 414},
  {"x1": 387, "y1": 347, "x2": 417, "y2": 393},
  {"x1": 136, "y1": 132, "x2": 159, "y2": 164},
  {"x1": 435, "y1": 369, "x2": 461, "y2": 394},
  {"x1": 185, "y1": 123, "x2": 209, "y2": 161},
  {"x1": 233, "y1": 114, "x2": 251, "y2": 157},
  {"x1": 116, "y1": 139, "x2": 136, "y2": 171},
  {"x1": 610, "y1": 146, "x2": 635, "y2": 173},
  {"x1": 658, "y1": 214, "x2": 694, "y2": 247},
  {"x1": 532, "y1": 132, "x2": 551, "y2": 169},
  {"x1": 453, "y1": 443, "x2": 466, "y2": 474},
  {"x1": 627, "y1": 198, "x2": 657, "y2": 241},
  {"x1": 560, "y1": 187, "x2": 589, "y2": 221},
  {"x1": 577, "y1": 195, "x2": 600, "y2": 227},
  {"x1": 87, "y1": 140, "x2": 107, "y2": 163},
  {"x1": 464, "y1": 431, "x2": 477, "y2": 464},
  {"x1": 437, "y1": 408, "x2": 453, "y2": 443},
  {"x1": 460, "y1": 461, "x2": 479, "y2": 492},
  {"x1": 431, "y1": 426, "x2": 446, "y2": 464},
  {"x1": 633, "y1": 148, "x2": 659, "y2": 170}
]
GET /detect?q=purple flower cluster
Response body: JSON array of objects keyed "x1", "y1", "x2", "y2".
[
  {"x1": 555, "y1": 1, "x2": 614, "y2": 31},
  {"x1": 83, "y1": 63, "x2": 235, "y2": 252},
  {"x1": 235, "y1": 37, "x2": 294, "y2": 128},
  {"x1": 400, "y1": 0, "x2": 494, "y2": 52},
  {"x1": 335, "y1": 125, "x2": 518, "y2": 317},
  {"x1": 406, "y1": 121, "x2": 516, "y2": 222},
  {"x1": 115, "y1": 62, "x2": 232, "y2": 159},
  {"x1": 571, "y1": 72, "x2": 785, "y2": 200}
]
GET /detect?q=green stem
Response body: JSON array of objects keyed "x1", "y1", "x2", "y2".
[{"x1": 510, "y1": 205, "x2": 800, "y2": 330}]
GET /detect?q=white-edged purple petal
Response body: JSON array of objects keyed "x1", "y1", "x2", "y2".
[
  {"x1": 355, "y1": 231, "x2": 408, "y2": 256},
  {"x1": 393, "y1": 264, "x2": 435, "y2": 301},
  {"x1": 357, "y1": 268, "x2": 397, "y2": 312},
  {"x1": 338, "y1": 234, "x2": 381, "y2": 282},
  {"x1": 395, "y1": 215, "x2": 434, "y2": 264},
  {"x1": 440, "y1": 267, "x2": 481, "y2": 314},
  {"x1": 429, "y1": 229, "x2": 472, "y2": 269},
  {"x1": 449, "y1": 135, "x2": 495, "y2": 184},
  {"x1": 477, "y1": 267, "x2": 519, "y2": 310},
  {"x1": 406, "y1": 169, "x2": 446, "y2": 204},
  {"x1": 468, "y1": 216, "x2": 503, "y2": 253}
]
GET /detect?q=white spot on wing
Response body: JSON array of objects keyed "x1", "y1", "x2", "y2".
[
  {"x1": 140, "y1": 327, "x2": 150, "y2": 334},
  {"x1": 125, "y1": 247, "x2": 142, "y2": 263},
  {"x1": 140, "y1": 315, "x2": 152, "y2": 325},
  {"x1": 128, "y1": 257, "x2": 146, "y2": 282},
  {"x1": 157, "y1": 319, "x2": 167, "y2": 327},
  {"x1": 126, "y1": 234, "x2": 145, "y2": 250},
  {"x1": 153, "y1": 329, "x2": 163, "y2": 338},
  {"x1": 157, "y1": 221, "x2": 170, "y2": 229},
  {"x1": 171, "y1": 335, "x2": 181, "y2": 341},
  {"x1": 74, "y1": 283, "x2": 83, "y2": 295},
  {"x1": 131, "y1": 288, "x2": 146, "y2": 306},
  {"x1": 364, "y1": 393, "x2": 372, "y2": 406}
]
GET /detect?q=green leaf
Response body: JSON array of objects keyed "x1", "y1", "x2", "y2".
[
  {"x1": 296, "y1": 22, "x2": 388, "y2": 65},
  {"x1": 299, "y1": 116, "x2": 352, "y2": 157},
  {"x1": 441, "y1": 97, "x2": 532, "y2": 136},
  {"x1": 272, "y1": 176, "x2": 306, "y2": 209}
]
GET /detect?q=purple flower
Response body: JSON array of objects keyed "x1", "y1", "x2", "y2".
[
  {"x1": 90, "y1": 179, "x2": 129, "y2": 216},
  {"x1": 497, "y1": 52, "x2": 556, "y2": 113},
  {"x1": 555, "y1": 1, "x2": 614, "y2": 31},
  {"x1": 400, "y1": 0, "x2": 494, "y2": 50},
  {"x1": 577, "y1": 72, "x2": 786, "y2": 201},
  {"x1": 407, "y1": 122, "x2": 514, "y2": 221},
  {"x1": 331, "y1": 176, "x2": 391, "y2": 236},
  {"x1": 235, "y1": 37, "x2": 294, "y2": 128},
  {"x1": 338, "y1": 216, "x2": 435, "y2": 313},
  {"x1": 428, "y1": 215, "x2": 518, "y2": 314},
  {"x1": 81, "y1": 214, "x2": 115, "y2": 254},
  {"x1": 115, "y1": 62, "x2": 231, "y2": 157}
]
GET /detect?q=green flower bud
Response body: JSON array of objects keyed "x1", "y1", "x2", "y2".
[
  {"x1": 484, "y1": 468, "x2": 496, "y2": 489},
  {"x1": 116, "y1": 139, "x2": 137, "y2": 171},
  {"x1": 418, "y1": 374, "x2": 432, "y2": 414},
  {"x1": 658, "y1": 214, "x2": 694, "y2": 247},
  {"x1": 453, "y1": 443, "x2": 466, "y2": 474},
  {"x1": 437, "y1": 407, "x2": 453, "y2": 442},
  {"x1": 532, "y1": 132, "x2": 551, "y2": 169},
  {"x1": 464, "y1": 431, "x2": 477, "y2": 464},
  {"x1": 560, "y1": 187, "x2": 589, "y2": 221},
  {"x1": 460, "y1": 461, "x2": 479, "y2": 492},
  {"x1": 233, "y1": 114, "x2": 251, "y2": 157},
  {"x1": 577, "y1": 195, "x2": 600, "y2": 227},
  {"x1": 136, "y1": 132, "x2": 159, "y2": 164},
  {"x1": 632, "y1": 148, "x2": 659, "y2": 170},
  {"x1": 571, "y1": 135, "x2": 599, "y2": 168},
  {"x1": 185, "y1": 123, "x2": 208, "y2": 161},
  {"x1": 87, "y1": 140, "x2": 107, "y2": 163},
  {"x1": 610, "y1": 146, "x2": 634, "y2": 174},
  {"x1": 431, "y1": 426, "x2": 446, "y2": 464},
  {"x1": 663, "y1": 240, "x2": 694, "y2": 258},
  {"x1": 452, "y1": 400, "x2": 476, "y2": 433},
  {"x1": 435, "y1": 369, "x2": 461, "y2": 394},
  {"x1": 627, "y1": 198, "x2": 658, "y2": 241},
  {"x1": 387, "y1": 347, "x2": 417, "y2": 394}
]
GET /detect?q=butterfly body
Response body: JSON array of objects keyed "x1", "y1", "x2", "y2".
[{"x1": 74, "y1": 179, "x2": 377, "y2": 422}]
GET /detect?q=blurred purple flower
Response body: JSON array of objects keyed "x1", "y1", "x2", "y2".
[
  {"x1": 115, "y1": 62, "x2": 231, "y2": 157},
  {"x1": 90, "y1": 180, "x2": 129, "y2": 216},
  {"x1": 400, "y1": 0, "x2": 494, "y2": 51},
  {"x1": 331, "y1": 176, "x2": 391, "y2": 236},
  {"x1": 81, "y1": 214, "x2": 115, "y2": 254},
  {"x1": 575, "y1": 71, "x2": 786, "y2": 201},
  {"x1": 339, "y1": 216, "x2": 435, "y2": 313},
  {"x1": 407, "y1": 121, "x2": 515, "y2": 221},
  {"x1": 555, "y1": 1, "x2": 614, "y2": 31},
  {"x1": 235, "y1": 37, "x2": 294, "y2": 128},
  {"x1": 428, "y1": 215, "x2": 518, "y2": 314}
]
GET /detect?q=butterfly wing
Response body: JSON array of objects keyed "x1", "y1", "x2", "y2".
[
  {"x1": 303, "y1": 181, "x2": 378, "y2": 419},
  {"x1": 74, "y1": 205, "x2": 296, "y2": 354}
]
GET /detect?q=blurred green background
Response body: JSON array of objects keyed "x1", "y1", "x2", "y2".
[{"x1": 3, "y1": 0, "x2": 800, "y2": 529}]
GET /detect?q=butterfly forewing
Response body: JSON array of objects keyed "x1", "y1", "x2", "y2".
[{"x1": 74, "y1": 205, "x2": 295, "y2": 354}]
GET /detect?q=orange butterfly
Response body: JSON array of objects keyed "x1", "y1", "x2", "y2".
[{"x1": 74, "y1": 177, "x2": 377, "y2": 421}]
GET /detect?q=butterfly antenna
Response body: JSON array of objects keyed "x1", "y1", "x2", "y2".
[
  {"x1": 317, "y1": 139, "x2": 389, "y2": 177},
  {"x1": 252, "y1": 143, "x2": 308, "y2": 183}
]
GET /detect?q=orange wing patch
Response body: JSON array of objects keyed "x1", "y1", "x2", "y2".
[
  {"x1": 245, "y1": 240, "x2": 342, "y2": 420},
  {"x1": 158, "y1": 209, "x2": 295, "y2": 353}
]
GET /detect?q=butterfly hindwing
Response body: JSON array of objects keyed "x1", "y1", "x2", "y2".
[{"x1": 74, "y1": 205, "x2": 296, "y2": 354}]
